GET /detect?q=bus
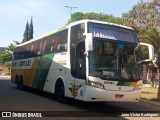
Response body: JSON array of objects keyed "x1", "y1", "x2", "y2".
[{"x1": 11, "y1": 20, "x2": 154, "y2": 102}]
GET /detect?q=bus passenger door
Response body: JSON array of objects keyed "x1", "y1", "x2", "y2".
[{"x1": 73, "y1": 41, "x2": 86, "y2": 100}]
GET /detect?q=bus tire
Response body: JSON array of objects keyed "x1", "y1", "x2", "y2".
[
  {"x1": 55, "y1": 80, "x2": 65, "y2": 103},
  {"x1": 17, "y1": 76, "x2": 24, "y2": 90}
]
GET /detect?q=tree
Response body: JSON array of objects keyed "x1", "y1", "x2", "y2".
[
  {"x1": 105, "y1": 17, "x2": 124, "y2": 24},
  {"x1": 140, "y1": 30, "x2": 160, "y2": 52},
  {"x1": 22, "y1": 17, "x2": 34, "y2": 43},
  {"x1": 22, "y1": 21, "x2": 29, "y2": 43},
  {"x1": 28, "y1": 17, "x2": 34, "y2": 40},
  {"x1": 122, "y1": 0, "x2": 160, "y2": 60},
  {"x1": 84, "y1": 12, "x2": 112, "y2": 21},
  {"x1": 123, "y1": 0, "x2": 160, "y2": 31},
  {"x1": 0, "y1": 53, "x2": 12, "y2": 64},
  {"x1": 68, "y1": 12, "x2": 123, "y2": 25},
  {"x1": 5, "y1": 40, "x2": 20, "y2": 54},
  {"x1": 0, "y1": 41, "x2": 20, "y2": 64},
  {"x1": 70, "y1": 12, "x2": 85, "y2": 23}
]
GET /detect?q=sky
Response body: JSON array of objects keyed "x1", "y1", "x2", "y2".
[{"x1": 0, "y1": 0, "x2": 142, "y2": 47}]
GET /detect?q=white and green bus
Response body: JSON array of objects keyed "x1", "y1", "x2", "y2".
[{"x1": 11, "y1": 20, "x2": 154, "y2": 102}]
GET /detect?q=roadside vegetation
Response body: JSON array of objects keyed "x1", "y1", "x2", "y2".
[{"x1": 141, "y1": 86, "x2": 160, "y2": 102}]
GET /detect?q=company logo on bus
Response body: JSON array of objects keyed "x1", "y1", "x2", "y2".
[{"x1": 104, "y1": 81, "x2": 115, "y2": 85}]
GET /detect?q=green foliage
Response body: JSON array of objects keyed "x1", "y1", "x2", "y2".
[
  {"x1": 5, "y1": 43, "x2": 15, "y2": 53},
  {"x1": 70, "y1": 12, "x2": 85, "y2": 22},
  {"x1": 140, "y1": 30, "x2": 160, "y2": 52},
  {"x1": 69, "y1": 12, "x2": 123, "y2": 25},
  {"x1": 84, "y1": 12, "x2": 112, "y2": 21},
  {"x1": 22, "y1": 21, "x2": 29, "y2": 43},
  {"x1": 122, "y1": 5, "x2": 139, "y2": 18},
  {"x1": 105, "y1": 17, "x2": 124, "y2": 24},
  {"x1": 0, "y1": 52, "x2": 12, "y2": 63},
  {"x1": 13, "y1": 40, "x2": 21, "y2": 45},
  {"x1": 28, "y1": 17, "x2": 34, "y2": 40},
  {"x1": 0, "y1": 41, "x2": 20, "y2": 64},
  {"x1": 122, "y1": 0, "x2": 160, "y2": 62},
  {"x1": 123, "y1": 0, "x2": 160, "y2": 31},
  {"x1": 22, "y1": 17, "x2": 34, "y2": 43}
]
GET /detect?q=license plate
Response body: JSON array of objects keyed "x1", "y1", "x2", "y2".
[{"x1": 115, "y1": 94, "x2": 124, "y2": 98}]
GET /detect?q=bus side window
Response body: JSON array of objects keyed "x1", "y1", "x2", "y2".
[
  {"x1": 19, "y1": 47, "x2": 24, "y2": 59},
  {"x1": 30, "y1": 45, "x2": 34, "y2": 57},
  {"x1": 23, "y1": 47, "x2": 27, "y2": 58},
  {"x1": 38, "y1": 41, "x2": 43, "y2": 55},
  {"x1": 33, "y1": 42, "x2": 40, "y2": 56},
  {"x1": 26, "y1": 45, "x2": 31, "y2": 58},
  {"x1": 42, "y1": 40, "x2": 46, "y2": 55},
  {"x1": 12, "y1": 51, "x2": 15, "y2": 60},
  {"x1": 54, "y1": 29, "x2": 68, "y2": 53},
  {"x1": 44, "y1": 36, "x2": 54, "y2": 54},
  {"x1": 53, "y1": 37, "x2": 58, "y2": 52}
]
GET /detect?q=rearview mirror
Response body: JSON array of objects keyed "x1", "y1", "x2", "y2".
[
  {"x1": 84, "y1": 33, "x2": 93, "y2": 52},
  {"x1": 134, "y1": 42, "x2": 154, "y2": 63}
]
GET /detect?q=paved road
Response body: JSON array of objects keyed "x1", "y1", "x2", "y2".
[{"x1": 0, "y1": 77, "x2": 160, "y2": 120}]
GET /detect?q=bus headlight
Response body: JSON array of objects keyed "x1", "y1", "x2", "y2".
[
  {"x1": 134, "y1": 84, "x2": 142, "y2": 90},
  {"x1": 88, "y1": 81, "x2": 104, "y2": 89}
]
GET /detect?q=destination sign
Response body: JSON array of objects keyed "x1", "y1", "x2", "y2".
[{"x1": 89, "y1": 26, "x2": 136, "y2": 43}]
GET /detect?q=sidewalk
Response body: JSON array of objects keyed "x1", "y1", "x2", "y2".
[
  {"x1": 143, "y1": 84, "x2": 159, "y2": 88},
  {"x1": 0, "y1": 73, "x2": 11, "y2": 79},
  {"x1": 140, "y1": 99, "x2": 160, "y2": 107}
]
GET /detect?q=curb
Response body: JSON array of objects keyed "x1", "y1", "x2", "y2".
[
  {"x1": 140, "y1": 99, "x2": 160, "y2": 107},
  {"x1": 0, "y1": 75, "x2": 11, "y2": 78}
]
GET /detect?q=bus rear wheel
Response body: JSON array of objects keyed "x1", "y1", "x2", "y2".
[{"x1": 16, "y1": 76, "x2": 24, "y2": 90}]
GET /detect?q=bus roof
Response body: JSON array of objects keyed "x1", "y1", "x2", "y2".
[
  {"x1": 68, "y1": 19, "x2": 134, "y2": 30},
  {"x1": 16, "y1": 25, "x2": 67, "y2": 47},
  {"x1": 16, "y1": 19, "x2": 134, "y2": 48}
]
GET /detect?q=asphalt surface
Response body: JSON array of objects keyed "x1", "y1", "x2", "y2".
[{"x1": 0, "y1": 77, "x2": 160, "y2": 119}]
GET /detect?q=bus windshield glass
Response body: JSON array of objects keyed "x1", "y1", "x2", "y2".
[{"x1": 89, "y1": 39, "x2": 142, "y2": 82}]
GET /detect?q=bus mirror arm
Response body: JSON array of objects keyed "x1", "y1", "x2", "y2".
[
  {"x1": 151, "y1": 54, "x2": 158, "y2": 67},
  {"x1": 135, "y1": 42, "x2": 155, "y2": 64},
  {"x1": 84, "y1": 50, "x2": 89, "y2": 57},
  {"x1": 134, "y1": 45, "x2": 139, "y2": 63}
]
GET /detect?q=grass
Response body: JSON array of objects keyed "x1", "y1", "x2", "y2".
[{"x1": 141, "y1": 86, "x2": 160, "y2": 102}]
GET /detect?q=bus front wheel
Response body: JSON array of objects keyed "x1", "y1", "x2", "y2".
[{"x1": 55, "y1": 80, "x2": 65, "y2": 103}]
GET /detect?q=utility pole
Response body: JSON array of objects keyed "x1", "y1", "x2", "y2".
[{"x1": 64, "y1": 5, "x2": 78, "y2": 18}]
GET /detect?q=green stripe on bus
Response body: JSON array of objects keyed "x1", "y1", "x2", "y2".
[
  {"x1": 32, "y1": 53, "x2": 54, "y2": 90},
  {"x1": 117, "y1": 82, "x2": 131, "y2": 86},
  {"x1": 123, "y1": 82, "x2": 130, "y2": 86},
  {"x1": 117, "y1": 82, "x2": 125, "y2": 86}
]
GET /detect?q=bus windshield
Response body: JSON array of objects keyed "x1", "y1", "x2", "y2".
[{"x1": 89, "y1": 38, "x2": 142, "y2": 81}]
